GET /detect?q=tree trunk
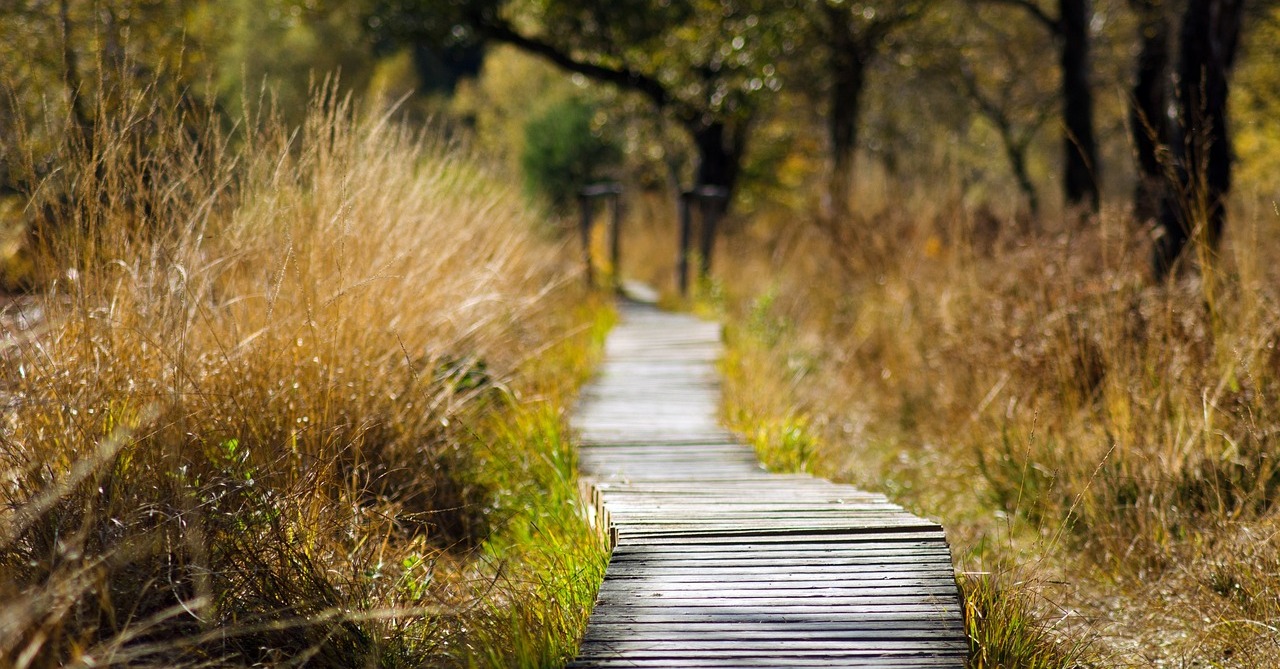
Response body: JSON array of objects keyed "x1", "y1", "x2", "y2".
[
  {"x1": 826, "y1": 8, "x2": 869, "y2": 225},
  {"x1": 828, "y1": 54, "x2": 867, "y2": 225},
  {"x1": 1153, "y1": 0, "x2": 1244, "y2": 278},
  {"x1": 690, "y1": 120, "x2": 743, "y2": 197},
  {"x1": 684, "y1": 119, "x2": 744, "y2": 281},
  {"x1": 999, "y1": 129, "x2": 1039, "y2": 218},
  {"x1": 1129, "y1": 0, "x2": 1171, "y2": 224},
  {"x1": 1060, "y1": 0, "x2": 1100, "y2": 212}
]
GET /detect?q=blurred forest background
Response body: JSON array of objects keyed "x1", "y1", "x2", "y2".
[
  {"x1": 4, "y1": 0, "x2": 1277, "y2": 227},
  {"x1": 3, "y1": 0, "x2": 1279, "y2": 230},
  {"x1": 3, "y1": 0, "x2": 1280, "y2": 667}
]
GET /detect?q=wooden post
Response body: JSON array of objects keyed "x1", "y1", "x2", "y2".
[
  {"x1": 697, "y1": 195, "x2": 716, "y2": 282},
  {"x1": 579, "y1": 193, "x2": 594, "y2": 286},
  {"x1": 580, "y1": 183, "x2": 623, "y2": 289},
  {"x1": 609, "y1": 193, "x2": 622, "y2": 290},
  {"x1": 675, "y1": 185, "x2": 727, "y2": 289},
  {"x1": 677, "y1": 191, "x2": 693, "y2": 296}
]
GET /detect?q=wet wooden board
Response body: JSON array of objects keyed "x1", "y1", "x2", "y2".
[{"x1": 569, "y1": 300, "x2": 967, "y2": 668}]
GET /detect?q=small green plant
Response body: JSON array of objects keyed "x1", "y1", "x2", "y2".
[
  {"x1": 720, "y1": 288, "x2": 821, "y2": 475},
  {"x1": 962, "y1": 572, "x2": 1088, "y2": 669},
  {"x1": 746, "y1": 285, "x2": 788, "y2": 347},
  {"x1": 743, "y1": 413, "x2": 818, "y2": 473},
  {"x1": 396, "y1": 554, "x2": 434, "y2": 603}
]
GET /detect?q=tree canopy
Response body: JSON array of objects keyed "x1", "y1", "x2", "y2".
[
  {"x1": 1, "y1": 0, "x2": 1276, "y2": 272},
  {"x1": 376, "y1": 0, "x2": 795, "y2": 197}
]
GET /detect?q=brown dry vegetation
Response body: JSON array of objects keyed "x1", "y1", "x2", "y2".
[
  {"x1": 678, "y1": 179, "x2": 1280, "y2": 666},
  {"x1": 0, "y1": 87, "x2": 608, "y2": 667}
]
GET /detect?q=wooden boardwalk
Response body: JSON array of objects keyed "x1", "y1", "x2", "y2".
[{"x1": 568, "y1": 299, "x2": 968, "y2": 668}]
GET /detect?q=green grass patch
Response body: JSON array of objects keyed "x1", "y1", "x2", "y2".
[
  {"x1": 961, "y1": 572, "x2": 1088, "y2": 669},
  {"x1": 452, "y1": 303, "x2": 615, "y2": 667}
]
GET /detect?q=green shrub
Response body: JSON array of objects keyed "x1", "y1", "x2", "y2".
[{"x1": 520, "y1": 97, "x2": 621, "y2": 211}]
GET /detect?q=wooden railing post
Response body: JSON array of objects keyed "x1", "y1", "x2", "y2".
[
  {"x1": 609, "y1": 192, "x2": 622, "y2": 290},
  {"x1": 579, "y1": 182, "x2": 623, "y2": 289},
  {"x1": 697, "y1": 194, "x2": 715, "y2": 281},
  {"x1": 678, "y1": 186, "x2": 729, "y2": 296},
  {"x1": 677, "y1": 191, "x2": 693, "y2": 297},
  {"x1": 578, "y1": 193, "x2": 594, "y2": 286}
]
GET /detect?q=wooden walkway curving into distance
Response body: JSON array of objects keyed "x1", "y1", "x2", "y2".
[{"x1": 568, "y1": 297, "x2": 968, "y2": 668}]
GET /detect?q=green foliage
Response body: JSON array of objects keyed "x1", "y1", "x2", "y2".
[
  {"x1": 520, "y1": 96, "x2": 621, "y2": 211},
  {"x1": 0, "y1": 1, "x2": 197, "y2": 193},
  {"x1": 962, "y1": 573, "x2": 1087, "y2": 669},
  {"x1": 192, "y1": 0, "x2": 378, "y2": 126},
  {"x1": 741, "y1": 412, "x2": 819, "y2": 473},
  {"x1": 445, "y1": 299, "x2": 615, "y2": 667},
  {"x1": 0, "y1": 0, "x2": 422, "y2": 202},
  {"x1": 975, "y1": 424, "x2": 1061, "y2": 527},
  {"x1": 456, "y1": 402, "x2": 610, "y2": 667},
  {"x1": 722, "y1": 289, "x2": 825, "y2": 475},
  {"x1": 378, "y1": 0, "x2": 786, "y2": 123},
  {"x1": 374, "y1": 0, "x2": 799, "y2": 198},
  {"x1": 746, "y1": 285, "x2": 788, "y2": 346},
  {"x1": 1232, "y1": 4, "x2": 1280, "y2": 192}
]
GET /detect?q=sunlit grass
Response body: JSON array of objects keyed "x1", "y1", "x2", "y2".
[
  {"x1": 710, "y1": 180, "x2": 1280, "y2": 665},
  {"x1": 961, "y1": 570, "x2": 1087, "y2": 669},
  {"x1": 0, "y1": 85, "x2": 607, "y2": 667}
]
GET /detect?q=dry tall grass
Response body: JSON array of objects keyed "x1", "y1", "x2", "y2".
[
  {"x1": 708, "y1": 180, "x2": 1280, "y2": 666},
  {"x1": 0, "y1": 87, "x2": 600, "y2": 667}
]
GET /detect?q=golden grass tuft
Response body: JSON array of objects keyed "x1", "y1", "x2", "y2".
[
  {"x1": 0, "y1": 85, "x2": 602, "y2": 667},
  {"x1": 710, "y1": 180, "x2": 1280, "y2": 665}
]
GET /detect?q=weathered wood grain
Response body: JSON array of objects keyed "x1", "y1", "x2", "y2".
[{"x1": 570, "y1": 300, "x2": 967, "y2": 668}]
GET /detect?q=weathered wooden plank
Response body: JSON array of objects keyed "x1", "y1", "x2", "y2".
[
  {"x1": 580, "y1": 629, "x2": 969, "y2": 644},
  {"x1": 603, "y1": 566, "x2": 960, "y2": 580},
  {"x1": 595, "y1": 575, "x2": 963, "y2": 590},
  {"x1": 575, "y1": 642, "x2": 963, "y2": 654},
  {"x1": 609, "y1": 540, "x2": 951, "y2": 552},
  {"x1": 576, "y1": 649, "x2": 962, "y2": 660},
  {"x1": 590, "y1": 489, "x2": 896, "y2": 500},
  {"x1": 602, "y1": 504, "x2": 909, "y2": 514},
  {"x1": 593, "y1": 594, "x2": 965, "y2": 608},
  {"x1": 582, "y1": 614, "x2": 965, "y2": 628},
  {"x1": 605, "y1": 509, "x2": 923, "y2": 520},
  {"x1": 580, "y1": 633, "x2": 968, "y2": 646},
  {"x1": 613, "y1": 522, "x2": 943, "y2": 537},
  {"x1": 610, "y1": 531, "x2": 949, "y2": 546},
  {"x1": 592, "y1": 479, "x2": 872, "y2": 487},
  {"x1": 581, "y1": 616, "x2": 962, "y2": 631},
  {"x1": 568, "y1": 660, "x2": 964, "y2": 669},
  {"x1": 605, "y1": 513, "x2": 924, "y2": 524},
  {"x1": 565, "y1": 660, "x2": 962, "y2": 669},
  {"x1": 608, "y1": 554, "x2": 954, "y2": 567},
  {"x1": 590, "y1": 481, "x2": 888, "y2": 490},
  {"x1": 584, "y1": 609, "x2": 957, "y2": 624},
  {"x1": 570, "y1": 660, "x2": 966, "y2": 669},
  {"x1": 573, "y1": 645, "x2": 968, "y2": 657},
  {"x1": 580, "y1": 627, "x2": 967, "y2": 643}
]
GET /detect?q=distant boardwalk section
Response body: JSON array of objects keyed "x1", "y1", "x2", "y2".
[{"x1": 569, "y1": 300, "x2": 968, "y2": 668}]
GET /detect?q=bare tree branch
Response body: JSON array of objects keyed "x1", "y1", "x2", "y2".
[
  {"x1": 975, "y1": 0, "x2": 1061, "y2": 33},
  {"x1": 473, "y1": 14, "x2": 701, "y2": 124}
]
